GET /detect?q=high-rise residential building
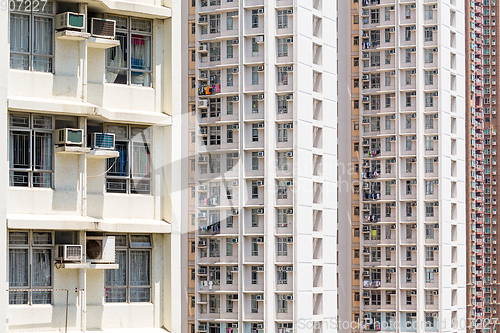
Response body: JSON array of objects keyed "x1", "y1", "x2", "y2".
[
  {"x1": 466, "y1": 0, "x2": 500, "y2": 331},
  {"x1": 3, "y1": 1, "x2": 183, "y2": 332},
  {"x1": 338, "y1": 1, "x2": 467, "y2": 333},
  {"x1": 185, "y1": 0, "x2": 338, "y2": 332}
]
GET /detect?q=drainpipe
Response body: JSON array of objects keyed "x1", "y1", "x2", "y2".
[{"x1": 80, "y1": 3, "x2": 88, "y2": 103}]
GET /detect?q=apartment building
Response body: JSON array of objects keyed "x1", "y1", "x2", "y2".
[
  {"x1": 338, "y1": 1, "x2": 467, "y2": 333},
  {"x1": 3, "y1": 1, "x2": 182, "y2": 332},
  {"x1": 186, "y1": 0, "x2": 338, "y2": 332},
  {"x1": 465, "y1": 0, "x2": 500, "y2": 332}
]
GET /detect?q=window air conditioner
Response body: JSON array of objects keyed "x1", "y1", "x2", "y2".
[
  {"x1": 199, "y1": 99, "x2": 209, "y2": 108},
  {"x1": 232, "y1": 96, "x2": 239, "y2": 101},
  {"x1": 90, "y1": 18, "x2": 116, "y2": 39},
  {"x1": 199, "y1": 44, "x2": 208, "y2": 52},
  {"x1": 90, "y1": 133, "x2": 115, "y2": 150},
  {"x1": 256, "y1": 324, "x2": 264, "y2": 329},
  {"x1": 287, "y1": 208, "x2": 294, "y2": 214},
  {"x1": 256, "y1": 237, "x2": 264, "y2": 243},
  {"x1": 86, "y1": 236, "x2": 115, "y2": 263},
  {"x1": 255, "y1": 36, "x2": 265, "y2": 43},
  {"x1": 286, "y1": 151, "x2": 293, "y2": 157},
  {"x1": 56, "y1": 244, "x2": 83, "y2": 262},
  {"x1": 257, "y1": 151, "x2": 265, "y2": 157},
  {"x1": 56, "y1": 128, "x2": 84, "y2": 145},
  {"x1": 286, "y1": 37, "x2": 293, "y2": 43},
  {"x1": 257, "y1": 65, "x2": 265, "y2": 71},
  {"x1": 257, "y1": 208, "x2": 265, "y2": 214},
  {"x1": 257, "y1": 266, "x2": 264, "y2": 271},
  {"x1": 56, "y1": 12, "x2": 85, "y2": 30}
]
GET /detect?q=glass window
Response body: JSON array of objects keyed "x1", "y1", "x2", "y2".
[
  {"x1": 106, "y1": 125, "x2": 152, "y2": 194},
  {"x1": 277, "y1": 10, "x2": 288, "y2": 29},
  {"x1": 106, "y1": 16, "x2": 153, "y2": 86},
  {"x1": 278, "y1": 38, "x2": 288, "y2": 57},
  {"x1": 9, "y1": 113, "x2": 53, "y2": 188},
  {"x1": 10, "y1": 2, "x2": 55, "y2": 72},
  {"x1": 9, "y1": 231, "x2": 53, "y2": 305},
  {"x1": 105, "y1": 234, "x2": 152, "y2": 303}
]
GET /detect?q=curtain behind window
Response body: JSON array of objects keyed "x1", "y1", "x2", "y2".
[
  {"x1": 130, "y1": 250, "x2": 150, "y2": 302},
  {"x1": 33, "y1": 16, "x2": 53, "y2": 72},
  {"x1": 9, "y1": 249, "x2": 28, "y2": 304}
]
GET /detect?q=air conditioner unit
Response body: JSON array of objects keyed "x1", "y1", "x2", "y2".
[
  {"x1": 257, "y1": 65, "x2": 265, "y2": 72},
  {"x1": 258, "y1": 94, "x2": 265, "y2": 100},
  {"x1": 231, "y1": 124, "x2": 239, "y2": 130},
  {"x1": 256, "y1": 267, "x2": 265, "y2": 273},
  {"x1": 232, "y1": 96, "x2": 239, "y2": 101},
  {"x1": 56, "y1": 244, "x2": 83, "y2": 262},
  {"x1": 199, "y1": 71, "x2": 208, "y2": 79},
  {"x1": 198, "y1": 185, "x2": 207, "y2": 191},
  {"x1": 198, "y1": 212, "x2": 207, "y2": 218},
  {"x1": 286, "y1": 180, "x2": 293, "y2": 186},
  {"x1": 389, "y1": 70, "x2": 396, "y2": 75},
  {"x1": 286, "y1": 266, "x2": 293, "y2": 271},
  {"x1": 256, "y1": 323, "x2": 264, "y2": 329},
  {"x1": 286, "y1": 151, "x2": 293, "y2": 157},
  {"x1": 432, "y1": 26, "x2": 438, "y2": 31},
  {"x1": 432, "y1": 70, "x2": 438, "y2": 75},
  {"x1": 285, "y1": 94, "x2": 293, "y2": 100},
  {"x1": 362, "y1": 96, "x2": 370, "y2": 102},
  {"x1": 231, "y1": 208, "x2": 239, "y2": 215},
  {"x1": 257, "y1": 208, "x2": 265, "y2": 214},
  {"x1": 410, "y1": 27, "x2": 416, "y2": 32},
  {"x1": 390, "y1": 6, "x2": 395, "y2": 10},
  {"x1": 56, "y1": 12, "x2": 85, "y2": 30},
  {"x1": 411, "y1": 268, "x2": 417, "y2": 273},
  {"x1": 391, "y1": 224, "x2": 396, "y2": 229},
  {"x1": 90, "y1": 18, "x2": 116, "y2": 39},
  {"x1": 56, "y1": 128, "x2": 84, "y2": 146},
  {"x1": 410, "y1": 246, "x2": 417, "y2": 251},
  {"x1": 390, "y1": 246, "x2": 396, "y2": 251},
  {"x1": 432, "y1": 136, "x2": 439, "y2": 140},
  {"x1": 389, "y1": 49, "x2": 395, "y2": 54},
  {"x1": 231, "y1": 180, "x2": 239, "y2": 187},
  {"x1": 231, "y1": 238, "x2": 238, "y2": 244},
  {"x1": 363, "y1": 271, "x2": 370, "y2": 276},
  {"x1": 256, "y1": 237, "x2": 264, "y2": 243},
  {"x1": 198, "y1": 240, "x2": 207, "y2": 246},
  {"x1": 199, "y1": 44, "x2": 208, "y2": 52},
  {"x1": 410, "y1": 4, "x2": 416, "y2": 8},
  {"x1": 389, "y1": 27, "x2": 395, "y2": 32},
  {"x1": 198, "y1": 156, "x2": 208, "y2": 163},
  {"x1": 86, "y1": 236, "x2": 115, "y2": 263},
  {"x1": 390, "y1": 136, "x2": 396, "y2": 141},
  {"x1": 410, "y1": 136, "x2": 417, "y2": 140},
  {"x1": 286, "y1": 237, "x2": 293, "y2": 243},
  {"x1": 363, "y1": 291, "x2": 370, "y2": 297},
  {"x1": 231, "y1": 38, "x2": 239, "y2": 44},
  {"x1": 257, "y1": 151, "x2": 265, "y2": 157},
  {"x1": 90, "y1": 133, "x2": 115, "y2": 150},
  {"x1": 362, "y1": 75, "x2": 369, "y2": 81},
  {"x1": 390, "y1": 180, "x2": 396, "y2": 185},
  {"x1": 199, "y1": 15, "x2": 207, "y2": 23},
  {"x1": 433, "y1": 290, "x2": 439, "y2": 295},
  {"x1": 286, "y1": 37, "x2": 293, "y2": 43},
  {"x1": 410, "y1": 290, "x2": 417, "y2": 295},
  {"x1": 433, "y1": 246, "x2": 439, "y2": 251},
  {"x1": 257, "y1": 8, "x2": 264, "y2": 14},
  {"x1": 286, "y1": 294, "x2": 293, "y2": 300},
  {"x1": 432, "y1": 48, "x2": 438, "y2": 53},
  {"x1": 255, "y1": 36, "x2": 265, "y2": 43},
  {"x1": 198, "y1": 324, "x2": 207, "y2": 331},
  {"x1": 231, "y1": 266, "x2": 239, "y2": 272},
  {"x1": 286, "y1": 66, "x2": 293, "y2": 71},
  {"x1": 287, "y1": 209, "x2": 294, "y2": 214},
  {"x1": 432, "y1": 268, "x2": 439, "y2": 273},
  {"x1": 410, "y1": 69, "x2": 417, "y2": 75},
  {"x1": 433, "y1": 158, "x2": 439, "y2": 162},
  {"x1": 389, "y1": 268, "x2": 395, "y2": 273},
  {"x1": 410, "y1": 178, "x2": 417, "y2": 183},
  {"x1": 232, "y1": 67, "x2": 239, "y2": 73},
  {"x1": 432, "y1": 92, "x2": 438, "y2": 97},
  {"x1": 284, "y1": 123, "x2": 293, "y2": 129},
  {"x1": 199, "y1": 99, "x2": 209, "y2": 108},
  {"x1": 410, "y1": 91, "x2": 417, "y2": 96}
]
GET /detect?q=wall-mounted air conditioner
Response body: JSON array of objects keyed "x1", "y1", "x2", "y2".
[
  {"x1": 56, "y1": 128, "x2": 84, "y2": 146},
  {"x1": 90, "y1": 18, "x2": 116, "y2": 39},
  {"x1": 86, "y1": 236, "x2": 115, "y2": 263},
  {"x1": 90, "y1": 133, "x2": 115, "y2": 150},
  {"x1": 56, "y1": 12, "x2": 85, "y2": 30},
  {"x1": 56, "y1": 244, "x2": 83, "y2": 262}
]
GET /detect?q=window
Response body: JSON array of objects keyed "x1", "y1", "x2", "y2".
[
  {"x1": 405, "y1": 27, "x2": 411, "y2": 41},
  {"x1": 209, "y1": 294, "x2": 220, "y2": 314},
  {"x1": 226, "y1": 295, "x2": 234, "y2": 312},
  {"x1": 252, "y1": 125, "x2": 259, "y2": 142},
  {"x1": 227, "y1": 100, "x2": 234, "y2": 115},
  {"x1": 251, "y1": 9, "x2": 259, "y2": 28},
  {"x1": 226, "y1": 238, "x2": 233, "y2": 256},
  {"x1": 406, "y1": 92, "x2": 412, "y2": 107},
  {"x1": 406, "y1": 202, "x2": 412, "y2": 217},
  {"x1": 278, "y1": 124, "x2": 289, "y2": 142},
  {"x1": 277, "y1": 209, "x2": 288, "y2": 227},
  {"x1": 406, "y1": 159, "x2": 412, "y2": 173},
  {"x1": 425, "y1": 158, "x2": 434, "y2": 173},
  {"x1": 406, "y1": 114, "x2": 412, "y2": 129},
  {"x1": 425, "y1": 180, "x2": 434, "y2": 195},
  {"x1": 385, "y1": 137, "x2": 391, "y2": 152},
  {"x1": 278, "y1": 67, "x2": 289, "y2": 86},
  {"x1": 227, "y1": 69, "x2": 233, "y2": 87},
  {"x1": 385, "y1": 160, "x2": 392, "y2": 174},
  {"x1": 252, "y1": 66, "x2": 259, "y2": 85},
  {"x1": 10, "y1": 2, "x2": 54, "y2": 72},
  {"x1": 209, "y1": 14, "x2": 220, "y2": 34},
  {"x1": 370, "y1": 9, "x2": 379, "y2": 24},
  {"x1": 425, "y1": 114, "x2": 434, "y2": 129},
  {"x1": 424, "y1": 27, "x2": 433, "y2": 42},
  {"x1": 425, "y1": 49, "x2": 434, "y2": 63},
  {"x1": 278, "y1": 238, "x2": 288, "y2": 256},
  {"x1": 278, "y1": 95, "x2": 288, "y2": 114},
  {"x1": 105, "y1": 125, "x2": 151, "y2": 194},
  {"x1": 426, "y1": 203, "x2": 435, "y2": 217},
  {"x1": 9, "y1": 231, "x2": 53, "y2": 305},
  {"x1": 277, "y1": 152, "x2": 289, "y2": 171},
  {"x1": 251, "y1": 181, "x2": 259, "y2": 199},
  {"x1": 385, "y1": 50, "x2": 391, "y2": 64},
  {"x1": 277, "y1": 180, "x2": 288, "y2": 199},
  {"x1": 106, "y1": 16, "x2": 153, "y2": 86},
  {"x1": 385, "y1": 7, "x2": 390, "y2": 21},
  {"x1": 426, "y1": 290, "x2": 434, "y2": 305},
  {"x1": 406, "y1": 136, "x2": 412, "y2": 151},
  {"x1": 209, "y1": 126, "x2": 221, "y2": 145},
  {"x1": 251, "y1": 238, "x2": 259, "y2": 256},
  {"x1": 191, "y1": 23, "x2": 196, "y2": 35},
  {"x1": 251, "y1": 38, "x2": 259, "y2": 56},
  {"x1": 385, "y1": 182, "x2": 391, "y2": 196},
  {"x1": 426, "y1": 268, "x2": 435, "y2": 283},
  {"x1": 209, "y1": 42, "x2": 221, "y2": 62},
  {"x1": 226, "y1": 11, "x2": 237, "y2": 30},
  {"x1": 425, "y1": 136, "x2": 434, "y2": 151},
  {"x1": 9, "y1": 113, "x2": 54, "y2": 188},
  {"x1": 226, "y1": 41, "x2": 233, "y2": 59},
  {"x1": 251, "y1": 294, "x2": 259, "y2": 313},
  {"x1": 106, "y1": 234, "x2": 152, "y2": 302},
  {"x1": 278, "y1": 38, "x2": 288, "y2": 57},
  {"x1": 406, "y1": 48, "x2": 412, "y2": 63},
  {"x1": 252, "y1": 152, "x2": 259, "y2": 170},
  {"x1": 277, "y1": 10, "x2": 288, "y2": 29}
]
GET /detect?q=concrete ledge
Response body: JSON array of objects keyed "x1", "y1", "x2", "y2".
[
  {"x1": 7, "y1": 214, "x2": 172, "y2": 234},
  {"x1": 96, "y1": 0, "x2": 172, "y2": 18}
]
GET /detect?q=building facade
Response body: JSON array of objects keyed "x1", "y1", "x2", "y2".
[
  {"x1": 466, "y1": 0, "x2": 500, "y2": 332},
  {"x1": 338, "y1": 1, "x2": 467, "y2": 333},
  {"x1": 4, "y1": 0, "x2": 182, "y2": 332},
  {"x1": 187, "y1": 0, "x2": 338, "y2": 332}
]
